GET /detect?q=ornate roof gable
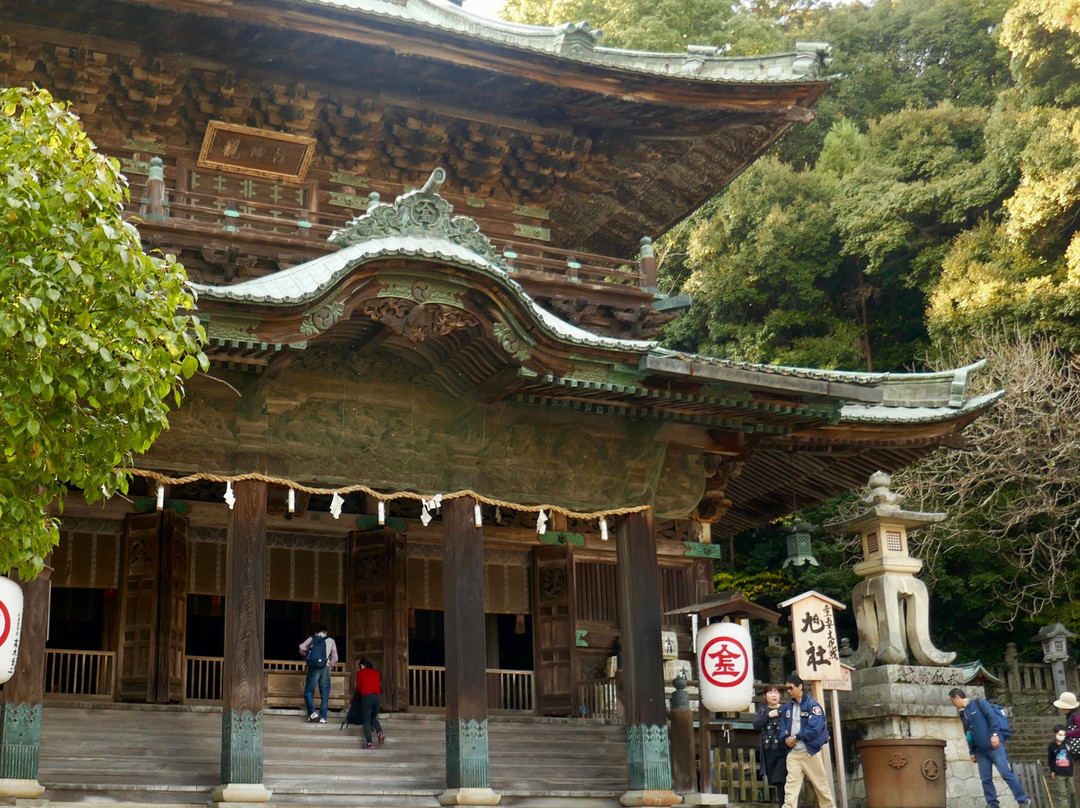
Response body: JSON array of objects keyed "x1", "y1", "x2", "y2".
[{"x1": 328, "y1": 167, "x2": 506, "y2": 269}]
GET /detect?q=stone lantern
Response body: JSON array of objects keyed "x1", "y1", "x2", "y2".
[
  {"x1": 1034, "y1": 622, "x2": 1076, "y2": 697},
  {"x1": 826, "y1": 471, "x2": 955, "y2": 668}
]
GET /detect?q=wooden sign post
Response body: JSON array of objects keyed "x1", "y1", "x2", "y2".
[{"x1": 778, "y1": 590, "x2": 849, "y2": 808}]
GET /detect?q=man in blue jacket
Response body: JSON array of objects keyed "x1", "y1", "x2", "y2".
[
  {"x1": 949, "y1": 687, "x2": 1030, "y2": 808},
  {"x1": 780, "y1": 673, "x2": 835, "y2": 808}
]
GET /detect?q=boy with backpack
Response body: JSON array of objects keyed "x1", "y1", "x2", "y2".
[
  {"x1": 299, "y1": 624, "x2": 338, "y2": 723},
  {"x1": 1048, "y1": 724, "x2": 1076, "y2": 808},
  {"x1": 949, "y1": 688, "x2": 1030, "y2": 808}
]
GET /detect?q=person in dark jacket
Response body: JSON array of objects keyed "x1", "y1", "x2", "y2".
[
  {"x1": 1054, "y1": 692, "x2": 1080, "y2": 806},
  {"x1": 950, "y1": 687, "x2": 1030, "y2": 808},
  {"x1": 779, "y1": 673, "x2": 834, "y2": 808},
  {"x1": 1048, "y1": 724, "x2": 1076, "y2": 808},
  {"x1": 753, "y1": 684, "x2": 789, "y2": 807}
]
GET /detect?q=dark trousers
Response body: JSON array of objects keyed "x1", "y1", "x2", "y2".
[{"x1": 360, "y1": 693, "x2": 383, "y2": 744}]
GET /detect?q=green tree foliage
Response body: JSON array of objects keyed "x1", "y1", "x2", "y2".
[
  {"x1": 779, "y1": 0, "x2": 1014, "y2": 166},
  {"x1": 663, "y1": 157, "x2": 866, "y2": 367},
  {"x1": 894, "y1": 332, "x2": 1080, "y2": 632},
  {"x1": 828, "y1": 103, "x2": 1014, "y2": 367},
  {"x1": 0, "y1": 87, "x2": 206, "y2": 578},
  {"x1": 502, "y1": 0, "x2": 787, "y2": 54},
  {"x1": 928, "y1": 0, "x2": 1080, "y2": 351},
  {"x1": 666, "y1": 101, "x2": 1010, "y2": 371}
]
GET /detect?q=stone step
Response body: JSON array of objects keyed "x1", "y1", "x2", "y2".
[{"x1": 37, "y1": 703, "x2": 629, "y2": 806}]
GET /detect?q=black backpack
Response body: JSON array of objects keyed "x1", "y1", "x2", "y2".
[{"x1": 306, "y1": 635, "x2": 328, "y2": 668}]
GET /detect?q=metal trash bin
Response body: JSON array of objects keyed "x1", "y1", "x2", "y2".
[{"x1": 857, "y1": 738, "x2": 947, "y2": 808}]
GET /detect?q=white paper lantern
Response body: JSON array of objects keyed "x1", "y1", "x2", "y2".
[
  {"x1": 0, "y1": 576, "x2": 24, "y2": 685},
  {"x1": 696, "y1": 621, "x2": 754, "y2": 712}
]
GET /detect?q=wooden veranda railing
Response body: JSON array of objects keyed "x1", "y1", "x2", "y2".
[
  {"x1": 184, "y1": 656, "x2": 348, "y2": 703},
  {"x1": 407, "y1": 665, "x2": 535, "y2": 713},
  {"x1": 121, "y1": 169, "x2": 657, "y2": 291},
  {"x1": 713, "y1": 746, "x2": 776, "y2": 804},
  {"x1": 44, "y1": 649, "x2": 116, "y2": 699},
  {"x1": 576, "y1": 677, "x2": 622, "y2": 721},
  {"x1": 185, "y1": 654, "x2": 225, "y2": 702}
]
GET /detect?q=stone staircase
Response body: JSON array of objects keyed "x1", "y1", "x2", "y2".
[{"x1": 37, "y1": 703, "x2": 629, "y2": 808}]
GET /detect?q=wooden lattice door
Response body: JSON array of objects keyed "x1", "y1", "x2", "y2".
[
  {"x1": 532, "y1": 545, "x2": 577, "y2": 716},
  {"x1": 347, "y1": 530, "x2": 408, "y2": 710},
  {"x1": 118, "y1": 510, "x2": 189, "y2": 703},
  {"x1": 157, "y1": 510, "x2": 188, "y2": 703}
]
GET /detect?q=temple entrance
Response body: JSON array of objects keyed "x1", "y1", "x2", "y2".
[
  {"x1": 45, "y1": 587, "x2": 118, "y2": 699},
  {"x1": 407, "y1": 609, "x2": 534, "y2": 712}
]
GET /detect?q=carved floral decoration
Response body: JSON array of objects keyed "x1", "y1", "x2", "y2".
[
  {"x1": 328, "y1": 167, "x2": 507, "y2": 269},
  {"x1": 361, "y1": 298, "x2": 479, "y2": 342}
]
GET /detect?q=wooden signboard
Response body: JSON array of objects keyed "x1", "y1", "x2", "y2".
[
  {"x1": 779, "y1": 589, "x2": 845, "y2": 683},
  {"x1": 197, "y1": 121, "x2": 317, "y2": 182}
]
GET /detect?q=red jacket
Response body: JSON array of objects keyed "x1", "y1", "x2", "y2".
[{"x1": 356, "y1": 667, "x2": 381, "y2": 696}]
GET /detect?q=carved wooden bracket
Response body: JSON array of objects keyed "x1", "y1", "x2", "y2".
[{"x1": 361, "y1": 299, "x2": 479, "y2": 343}]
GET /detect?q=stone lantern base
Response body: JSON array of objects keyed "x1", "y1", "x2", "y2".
[{"x1": 840, "y1": 665, "x2": 988, "y2": 808}]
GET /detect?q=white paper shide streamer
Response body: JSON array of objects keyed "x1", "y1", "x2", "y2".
[
  {"x1": 224, "y1": 481, "x2": 236, "y2": 510},
  {"x1": 420, "y1": 495, "x2": 443, "y2": 527},
  {"x1": 330, "y1": 492, "x2": 344, "y2": 519}
]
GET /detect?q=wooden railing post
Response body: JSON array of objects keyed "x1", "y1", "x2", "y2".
[
  {"x1": 142, "y1": 156, "x2": 169, "y2": 221},
  {"x1": 639, "y1": 236, "x2": 658, "y2": 292}
]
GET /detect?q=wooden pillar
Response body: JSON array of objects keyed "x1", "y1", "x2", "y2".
[
  {"x1": 615, "y1": 510, "x2": 678, "y2": 807},
  {"x1": 668, "y1": 677, "x2": 696, "y2": 794},
  {"x1": 213, "y1": 480, "x2": 272, "y2": 805},
  {"x1": 0, "y1": 567, "x2": 50, "y2": 798},
  {"x1": 439, "y1": 496, "x2": 498, "y2": 807}
]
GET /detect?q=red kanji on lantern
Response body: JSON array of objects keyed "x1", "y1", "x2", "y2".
[{"x1": 700, "y1": 634, "x2": 749, "y2": 688}]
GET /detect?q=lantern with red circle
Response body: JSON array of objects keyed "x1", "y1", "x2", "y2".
[
  {"x1": 697, "y1": 621, "x2": 754, "y2": 712},
  {"x1": 0, "y1": 577, "x2": 24, "y2": 685}
]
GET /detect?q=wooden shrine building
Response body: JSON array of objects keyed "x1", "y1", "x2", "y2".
[{"x1": 0, "y1": 0, "x2": 999, "y2": 805}]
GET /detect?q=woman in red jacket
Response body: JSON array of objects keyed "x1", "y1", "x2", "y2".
[{"x1": 356, "y1": 658, "x2": 384, "y2": 749}]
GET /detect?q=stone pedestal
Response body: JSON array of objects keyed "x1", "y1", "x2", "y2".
[
  {"x1": 840, "y1": 666, "x2": 987, "y2": 808},
  {"x1": 0, "y1": 777, "x2": 45, "y2": 799},
  {"x1": 619, "y1": 789, "x2": 684, "y2": 806},
  {"x1": 437, "y1": 786, "x2": 501, "y2": 806},
  {"x1": 680, "y1": 792, "x2": 728, "y2": 805}
]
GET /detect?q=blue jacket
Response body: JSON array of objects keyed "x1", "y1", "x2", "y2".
[
  {"x1": 959, "y1": 698, "x2": 1006, "y2": 753},
  {"x1": 781, "y1": 692, "x2": 830, "y2": 756}
]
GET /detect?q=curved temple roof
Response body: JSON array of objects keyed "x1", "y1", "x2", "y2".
[
  {"x1": 192, "y1": 169, "x2": 1001, "y2": 430},
  {"x1": 186, "y1": 172, "x2": 1000, "y2": 531},
  {"x1": 296, "y1": 0, "x2": 834, "y2": 84}
]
